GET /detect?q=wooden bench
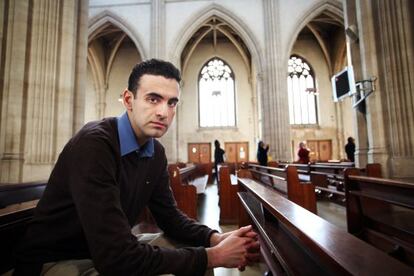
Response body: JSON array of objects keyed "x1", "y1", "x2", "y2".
[
  {"x1": 309, "y1": 163, "x2": 382, "y2": 204},
  {"x1": 196, "y1": 162, "x2": 213, "y2": 184},
  {"x1": 0, "y1": 181, "x2": 47, "y2": 274},
  {"x1": 345, "y1": 170, "x2": 414, "y2": 268},
  {"x1": 237, "y1": 177, "x2": 414, "y2": 275},
  {"x1": 218, "y1": 163, "x2": 240, "y2": 224},
  {"x1": 168, "y1": 164, "x2": 209, "y2": 220},
  {"x1": 240, "y1": 163, "x2": 317, "y2": 214}
]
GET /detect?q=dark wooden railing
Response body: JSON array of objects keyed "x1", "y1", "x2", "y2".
[
  {"x1": 241, "y1": 163, "x2": 317, "y2": 213},
  {"x1": 168, "y1": 164, "x2": 198, "y2": 219},
  {"x1": 0, "y1": 181, "x2": 47, "y2": 274},
  {"x1": 345, "y1": 169, "x2": 414, "y2": 268},
  {"x1": 237, "y1": 177, "x2": 414, "y2": 275}
]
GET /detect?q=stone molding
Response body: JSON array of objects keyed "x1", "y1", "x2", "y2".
[
  {"x1": 88, "y1": 10, "x2": 147, "y2": 60},
  {"x1": 168, "y1": 3, "x2": 264, "y2": 72}
]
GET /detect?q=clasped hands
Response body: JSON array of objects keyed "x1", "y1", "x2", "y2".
[{"x1": 207, "y1": 225, "x2": 260, "y2": 270}]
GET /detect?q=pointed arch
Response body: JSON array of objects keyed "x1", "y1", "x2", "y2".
[
  {"x1": 285, "y1": 1, "x2": 345, "y2": 76},
  {"x1": 88, "y1": 10, "x2": 147, "y2": 60},
  {"x1": 169, "y1": 3, "x2": 263, "y2": 75}
]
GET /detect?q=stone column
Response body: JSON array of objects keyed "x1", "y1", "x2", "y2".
[
  {"x1": 355, "y1": 0, "x2": 389, "y2": 173},
  {"x1": 151, "y1": 0, "x2": 166, "y2": 59},
  {"x1": 0, "y1": 0, "x2": 31, "y2": 182},
  {"x1": 262, "y1": 0, "x2": 291, "y2": 161},
  {"x1": 152, "y1": 0, "x2": 177, "y2": 161},
  {"x1": 72, "y1": 0, "x2": 88, "y2": 135},
  {"x1": 0, "y1": 0, "x2": 88, "y2": 183},
  {"x1": 25, "y1": 0, "x2": 62, "y2": 167},
  {"x1": 370, "y1": 0, "x2": 414, "y2": 178},
  {"x1": 343, "y1": 0, "x2": 370, "y2": 169}
]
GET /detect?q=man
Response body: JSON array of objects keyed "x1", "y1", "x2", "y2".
[
  {"x1": 213, "y1": 140, "x2": 225, "y2": 183},
  {"x1": 257, "y1": 141, "x2": 269, "y2": 166},
  {"x1": 13, "y1": 59, "x2": 259, "y2": 275},
  {"x1": 345, "y1": 137, "x2": 356, "y2": 162}
]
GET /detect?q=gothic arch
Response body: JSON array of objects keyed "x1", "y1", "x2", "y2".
[
  {"x1": 285, "y1": 1, "x2": 345, "y2": 75},
  {"x1": 169, "y1": 3, "x2": 263, "y2": 75},
  {"x1": 88, "y1": 10, "x2": 147, "y2": 60},
  {"x1": 87, "y1": 11, "x2": 145, "y2": 119}
]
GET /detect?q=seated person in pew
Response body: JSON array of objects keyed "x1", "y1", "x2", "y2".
[{"x1": 11, "y1": 59, "x2": 260, "y2": 276}]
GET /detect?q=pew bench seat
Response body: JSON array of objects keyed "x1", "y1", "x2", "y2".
[{"x1": 189, "y1": 174, "x2": 209, "y2": 194}]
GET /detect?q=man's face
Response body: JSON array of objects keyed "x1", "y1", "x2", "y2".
[{"x1": 123, "y1": 74, "x2": 180, "y2": 145}]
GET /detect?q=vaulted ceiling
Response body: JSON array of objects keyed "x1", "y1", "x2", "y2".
[{"x1": 296, "y1": 11, "x2": 346, "y2": 75}]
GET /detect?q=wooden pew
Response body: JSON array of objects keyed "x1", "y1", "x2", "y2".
[
  {"x1": 310, "y1": 163, "x2": 382, "y2": 204},
  {"x1": 196, "y1": 162, "x2": 213, "y2": 184},
  {"x1": 237, "y1": 177, "x2": 414, "y2": 275},
  {"x1": 0, "y1": 181, "x2": 47, "y2": 274},
  {"x1": 241, "y1": 163, "x2": 317, "y2": 214},
  {"x1": 189, "y1": 163, "x2": 210, "y2": 194},
  {"x1": 218, "y1": 164, "x2": 239, "y2": 224},
  {"x1": 345, "y1": 170, "x2": 414, "y2": 268},
  {"x1": 167, "y1": 164, "x2": 200, "y2": 220},
  {"x1": 310, "y1": 162, "x2": 355, "y2": 193}
]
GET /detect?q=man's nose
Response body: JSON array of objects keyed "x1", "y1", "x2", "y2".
[{"x1": 156, "y1": 103, "x2": 169, "y2": 118}]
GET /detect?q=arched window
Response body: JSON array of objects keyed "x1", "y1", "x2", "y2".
[
  {"x1": 199, "y1": 58, "x2": 236, "y2": 127},
  {"x1": 287, "y1": 56, "x2": 318, "y2": 125}
]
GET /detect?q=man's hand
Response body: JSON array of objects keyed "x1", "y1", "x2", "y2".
[
  {"x1": 209, "y1": 225, "x2": 258, "y2": 246},
  {"x1": 206, "y1": 225, "x2": 260, "y2": 269}
]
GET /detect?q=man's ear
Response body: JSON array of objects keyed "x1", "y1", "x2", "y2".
[{"x1": 122, "y1": 89, "x2": 134, "y2": 110}]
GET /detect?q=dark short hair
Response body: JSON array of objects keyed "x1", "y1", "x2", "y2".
[
  {"x1": 214, "y1": 140, "x2": 220, "y2": 147},
  {"x1": 128, "y1": 59, "x2": 181, "y2": 96}
]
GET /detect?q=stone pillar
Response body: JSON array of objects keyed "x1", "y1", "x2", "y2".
[
  {"x1": 345, "y1": 0, "x2": 414, "y2": 177},
  {"x1": 370, "y1": 0, "x2": 414, "y2": 178},
  {"x1": 355, "y1": 0, "x2": 389, "y2": 173},
  {"x1": 343, "y1": 0, "x2": 370, "y2": 169},
  {"x1": 0, "y1": 0, "x2": 88, "y2": 183},
  {"x1": 72, "y1": 0, "x2": 88, "y2": 134},
  {"x1": 0, "y1": 0, "x2": 31, "y2": 182},
  {"x1": 151, "y1": 0, "x2": 166, "y2": 59},
  {"x1": 25, "y1": 0, "x2": 62, "y2": 166},
  {"x1": 262, "y1": 0, "x2": 291, "y2": 161},
  {"x1": 151, "y1": 0, "x2": 177, "y2": 161}
]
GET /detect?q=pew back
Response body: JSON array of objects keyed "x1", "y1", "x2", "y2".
[
  {"x1": 243, "y1": 163, "x2": 316, "y2": 213},
  {"x1": 218, "y1": 165, "x2": 239, "y2": 224},
  {"x1": 345, "y1": 170, "x2": 414, "y2": 268},
  {"x1": 237, "y1": 177, "x2": 414, "y2": 275},
  {"x1": 168, "y1": 164, "x2": 198, "y2": 219},
  {"x1": 0, "y1": 181, "x2": 47, "y2": 274}
]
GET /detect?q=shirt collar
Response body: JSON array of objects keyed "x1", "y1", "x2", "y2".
[{"x1": 117, "y1": 112, "x2": 154, "y2": 158}]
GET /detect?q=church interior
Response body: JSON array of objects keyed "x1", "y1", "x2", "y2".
[{"x1": 1, "y1": 0, "x2": 414, "y2": 275}]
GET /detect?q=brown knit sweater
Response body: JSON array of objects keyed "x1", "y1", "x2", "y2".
[{"x1": 14, "y1": 117, "x2": 214, "y2": 276}]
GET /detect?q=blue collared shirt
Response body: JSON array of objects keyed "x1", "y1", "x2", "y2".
[{"x1": 117, "y1": 112, "x2": 154, "y2": 158}]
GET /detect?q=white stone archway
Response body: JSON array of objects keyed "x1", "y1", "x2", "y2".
[{"x1": 167, "y1": 4, "x2": 265, "y2": 162}]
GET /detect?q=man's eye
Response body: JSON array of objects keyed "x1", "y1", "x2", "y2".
[
  {"x1": 147, "y1": 97, "x2": 159, "y2": 104},
  {"x1": 168, "y1": 101, "x2": 178, "y2": 108}
]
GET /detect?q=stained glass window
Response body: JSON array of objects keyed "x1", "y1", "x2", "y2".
[
  {"x1": 287, "y1": 56, "x2": 318, "y2": 125},
  {"x1": 199, "y1": 58, "x2": 236, "y2": 127}
]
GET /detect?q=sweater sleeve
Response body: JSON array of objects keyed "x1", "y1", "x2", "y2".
[
  {"x1": 148, "y1": 158, "x2": 217, "y2": 248},
  {"x1": 67, "y1": 136, "x2": 209, "y2": 276}
]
